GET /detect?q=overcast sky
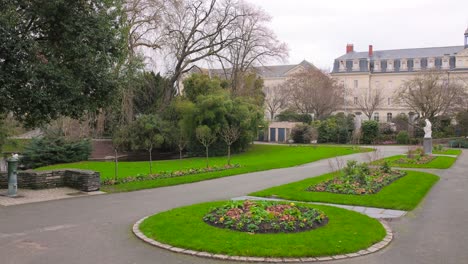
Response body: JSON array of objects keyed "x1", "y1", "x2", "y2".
[{"x1": 245, "y1": 0, "x2": 468, "y2": 70}]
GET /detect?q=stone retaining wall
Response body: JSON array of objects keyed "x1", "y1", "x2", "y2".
[{"x1": 0, "y1": 169, "x2": 100, "y2": 192}]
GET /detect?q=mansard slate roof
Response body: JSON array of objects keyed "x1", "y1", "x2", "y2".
[
  {"x1": 332, "y1": 45, "x2": 466, "y2": 73},
  {"x1": 199, "y1": 60, "x2": 317, "y2": 79}
]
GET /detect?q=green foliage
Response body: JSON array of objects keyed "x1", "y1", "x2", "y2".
[
  {"x1": 133, "y1": 72, "x2": 170, "y2": 115},
  {"x1": 128, "y1": 114, "x2": 166, "y2": 152},
  {"x1": 21, "y1": 137, "x2": 91, "y2": 169},
  {"x1": 456, "y1": 111, "x2": 468, "y2": 137},
  {"x1": 317, "y1": 114, "x2": 354, "y2": 143},
  {"x1": 0, "y1": 117, "x2": 7, "y2": 153},
  {"x1": 361, "y1": 120, "x2": 379, "y2": 144},
  {"x1": 290, "y1": 124, "x2": 315, "y2": 143},
  {"x1": 182, "y1": 74, "x2": 224, "y2": 102},
  {"x1": 276, "y1": 110, "x2": 312, "y2": 123},
  {"x1": 396, "y1": 131, "x2": 410, "y2": 144},
  {"x1": 0, "y1": 0, "x2": 125, "y2": 126},
  {"x1": 178, "y1": 75, "x2": 264, "y2": 156}
]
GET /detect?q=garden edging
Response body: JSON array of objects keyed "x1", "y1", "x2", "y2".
[{"x1": 132, "y1": 215, "x2": 393, "y2": 262}]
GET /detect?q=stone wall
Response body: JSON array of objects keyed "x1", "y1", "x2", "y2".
[{"x1": 0, "y1": 169, "x2": 100, "y2": 192}]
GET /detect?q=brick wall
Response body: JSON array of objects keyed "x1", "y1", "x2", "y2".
[{"x1": 0, "y1": 169, "x2": 100, "y2": 192}]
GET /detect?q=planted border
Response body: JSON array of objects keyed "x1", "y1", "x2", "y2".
[
  {"x1": 250, "y1": 170, "x2": 439, "y2": 210},
  {"x1": 138, "y1": 201, "x2": 386, "y2": 258},
  {"x1": 374, "y1": 155, "x2": 457, "y2": 169}
]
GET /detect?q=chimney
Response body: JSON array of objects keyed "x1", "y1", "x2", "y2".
[
  {"x1": 368, "y1": 45, "x2": 373, "y2": 57},
  {"x1": 346, "y1": 44, "x2": 354, "y2": 54}
]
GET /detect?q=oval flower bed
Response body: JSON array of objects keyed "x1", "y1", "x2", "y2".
[
  {"x1": 138, "y1": 201, "x2": 387, "y2": 258},
  {"x1": 308, "y1": 161, "x2": 406, "y2": 195},
  {"x1": 203, "y1": 200, "x2": 328, "y2": 234}
]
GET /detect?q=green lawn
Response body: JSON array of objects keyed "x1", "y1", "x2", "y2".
[
  {"x1": 139, "y1": 201, "x2": 386, "y2": 258},
  {"x1": 250, "y1": 170, "x2": 439, "y2": 210},
  {"x1": 432, "y1": 149, "x2": 462, "y2": 156},
  {"x1": 375, "y1": 155, "x2": 457, "y2": 169},
  {"x1": 36, "y1": 144, "x2": 370, "y2": 192}
]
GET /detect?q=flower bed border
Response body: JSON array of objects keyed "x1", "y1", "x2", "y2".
[
  {"x1": 102, "y1": 164, "x2": 241, "y2": 185},
  {"x1": 132, "y1": 216, "x2": 393, "y2": 263}
]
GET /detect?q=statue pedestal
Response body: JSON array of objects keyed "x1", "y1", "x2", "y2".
[{"x1": 423, "y1": 138, "x2": 432, "y2": 155}]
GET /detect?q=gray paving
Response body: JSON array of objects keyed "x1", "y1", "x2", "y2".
[
  {"x1": 231, "y1": 195, "x2": 407, "y2": 219},
  {"x1": 0, "y1": 146, "x2": 466, "y2": 264}
]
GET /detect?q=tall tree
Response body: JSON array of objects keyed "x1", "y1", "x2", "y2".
[
  {"x1": 0, "y1": 0, "x2": 125, "y2": 127},
  {"x1": 287, "y1": 68, "x2": 343, "y2": 119},
  {"x1": 397, "y1": 70, "x2": 467, "y2": 120},
  {"x1": 160, "y1": 0, "x2": 244, "y2": 95},
  {"x1": 356, "y1": 89, "x2": 384, "y2": 120},
  {"x1": 214, "y1": 2, "x2": 288, "y2": 92}
]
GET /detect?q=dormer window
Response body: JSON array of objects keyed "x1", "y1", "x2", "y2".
[
  {"x1": 414, "y1": 58, "x2": 421, "y2": 70},
  {"x1": 442, "y1": 56, "x2": 450, "y2": 69},
  {"x1": 374, "y1": 60, "x2": 381, "y2": 72},
  {"x1": 387, "y1": 60, "x2": 394, "y2": 71},
  {"x1": 400, "y1": 59, "x2": 408, "y2": 71},
  {"x1": 352, "y1": 59, "x2": 360, "y2": 71},
  {"x1": 339, "y1": 60, "x2": 346, "y2": 72},
  {"x1": 428, "y1": 58, "x2": 435, "y2": 68}
]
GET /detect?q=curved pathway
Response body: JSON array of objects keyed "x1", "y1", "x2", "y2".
[{"x1": 0, "y1": 146, "x2": 466, "y2": 264}]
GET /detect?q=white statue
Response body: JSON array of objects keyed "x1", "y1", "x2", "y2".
[{"x1": 423, "y1": 119, "x2": 432, "y2": 138}]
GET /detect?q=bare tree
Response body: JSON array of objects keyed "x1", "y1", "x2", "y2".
[
  {"x1": 220, "y1": 125, "x2": 240, "y2": 165},
  {"x1": 214, "y1": 2, "x2": 288, "y2": 92},
  {"x1": 124, "y1": 0, "x2": 164, "y2": 57},
  {"x1": 356, "y1": 88, "x2": 384, "y2": 120},
  {"x1": 264, "y1": 84, "x2": 289, "y2": 120},
  {"x1": 287, "y1": 68, "x2": 343, "y2": 119},
  {"x1": 160, "y1": 0, "x2": 244, "y2": 97},
  {"x1": 397, "y1": 70, "x2": 467, "y2": 119}
]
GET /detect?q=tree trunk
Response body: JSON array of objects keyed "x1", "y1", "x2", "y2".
[
  {"x1": 149, "y1": 146, "x2": 153, "y2": 174},
  {"x1": 227, "y1": 144, "x2": 231, "y2": 165},
  {"x1": 205, "y1": 146, "x2": 209, "y2": 168},
  {"x1": 179, "y1": 147, "x2": 183, "y2": 160},
  {"x1": 114, "y1": 149, "x2": 118, "y2": 181}
]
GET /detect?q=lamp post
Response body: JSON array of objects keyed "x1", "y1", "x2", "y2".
[{"x1": 7, "y1": 154, "x2": 19, "y2": 197}]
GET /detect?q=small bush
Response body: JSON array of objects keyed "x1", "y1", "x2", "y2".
[
  {"x1": 291, "y1": 124, "x2": 316, "y2": 143},
  {"x1": 21, "y1": 137, "x2": 92, "y2": 169},
  {"x1": 361, "y1": 121, "x2": 379, "y2": 144},
  {"x1": 396, "y1": 131, "x2": 410, "y2": 144}
]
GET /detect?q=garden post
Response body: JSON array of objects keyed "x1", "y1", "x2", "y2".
[{"x1": 7, "y1": 155, "x2": 19, "y2": 197}]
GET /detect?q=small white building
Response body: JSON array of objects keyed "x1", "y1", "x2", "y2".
[{"x1": 266, "y1": 122, "x2": 301, "y2": 143}]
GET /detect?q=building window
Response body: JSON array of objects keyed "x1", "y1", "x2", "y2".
[
  {"x1": 442, "y1": 58, "x2": 449, "y2": 69},
  {"x1": 354, "y1": 80, "x2": 358, "y2": 89},
  {"x1": 354, "y1": 97, "x2": 358, "y2": 104},
  {"x1": 428, "y1": 58, "x2": 435, "y2": 68},
  {"x1": 414, "y1": 58, "x2": 421, "y2": 70},
  {"x1": 387, "y1": 113, "x2": 392, "y2": 122},
  {"x1": 388, "y1": 97, "x2": 391, "y2": 105},
  {"x1": 374, "y1": 112, "x2": 379, "y2": 122}
]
